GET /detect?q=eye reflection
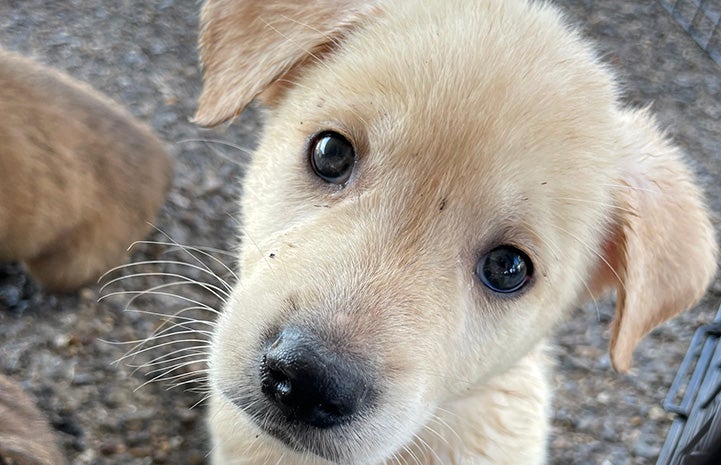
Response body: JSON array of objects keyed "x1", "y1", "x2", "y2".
[{"x1": 475, "y1": 246, "x2": 532, "y2": 293}]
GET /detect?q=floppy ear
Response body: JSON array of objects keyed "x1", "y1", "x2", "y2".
[
  {"x1": 194, "y1": 0, "x2": 377, "y2": 127},
  {"x1": 591, "y1": 108, "x2": 717, "y2": 373}
]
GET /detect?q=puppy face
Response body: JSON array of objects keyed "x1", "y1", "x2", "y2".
[{"x1": 196, "y1": 0, "x2": 717, "y2": 463}]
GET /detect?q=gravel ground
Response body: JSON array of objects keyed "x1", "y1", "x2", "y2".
[{"x1": 0, "y1": 1, "x2": 719, "y2": 464}]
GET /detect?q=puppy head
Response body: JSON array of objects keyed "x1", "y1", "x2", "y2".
[{"x1": 196, "y1": 0, "x2": 717, "y2": 462}]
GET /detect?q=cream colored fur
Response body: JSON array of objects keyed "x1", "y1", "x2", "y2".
[{"x1": 194, "y1": 0, "x2": 718, "y2": 464}]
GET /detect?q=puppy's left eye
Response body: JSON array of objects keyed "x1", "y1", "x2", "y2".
[
  {"x1": 310, "y1": 131, "x2": 356, "y2": 185},
  {"x1": 475, "y1": 246, "x2": 533, "y2": 294}
]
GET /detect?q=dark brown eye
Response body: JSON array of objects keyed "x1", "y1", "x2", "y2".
[
  {"x1": 310, "y1": 131, "x2": 355, "y2": 184},
  {"x1": 476, "y1": 246, "x2": 532, "y2": 293}
]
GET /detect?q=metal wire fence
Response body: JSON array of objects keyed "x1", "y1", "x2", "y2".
[{"x1": 659, "y1": 0, "x2": 721, "y2": 65}]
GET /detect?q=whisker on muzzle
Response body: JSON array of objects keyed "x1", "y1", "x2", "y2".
[
  {"x1": 135, "y1": 231, "x2": 240, "y2": 283},
  {"x1": 98, "y1": 235, "x2": 233, "y2": 404},
  {"x1": 176, "y1": 137, "x2": 255, "y2": 166},
  {"x1": 411, "y1": 430, "x2": 447, "y2": 465},
  {"x1": 100, "y1": 265, "x2": 232, "y2": 299}
]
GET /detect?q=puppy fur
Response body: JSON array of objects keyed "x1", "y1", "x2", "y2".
[
  {"x1": 0, "y1": 49, "x2": 172, "y2": 291},
  {"x1": 0, "y1": 374, "x2": 68, "y2": 465},
  {"x1": 194, "y1": 0, "x2": 718, "y2": 464}
]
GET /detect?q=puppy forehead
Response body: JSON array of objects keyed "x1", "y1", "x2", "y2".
[
  {"x1": 271, "y1": 0, "x2": 620, "y2": 261},
  {"x1": 290, "y1": 0, "x2": 618, "y2": 180}
]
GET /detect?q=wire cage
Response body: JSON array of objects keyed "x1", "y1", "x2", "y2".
[
  {"x1": 659, "y1": 0, "x2": 721, "y2": 65},
  {"x1": 657, "y1": 304, "x2": 721, "y2": 465}
]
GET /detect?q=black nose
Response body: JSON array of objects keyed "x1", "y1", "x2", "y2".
[{"x1": 259, "y1": 326, "x2": 372, "y2": 429}]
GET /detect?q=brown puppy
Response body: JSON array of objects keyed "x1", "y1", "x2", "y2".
[
  {"x1": 0, "y1": 374, "x2": 68, "y2": 465},
  {"x1": 194, "y1": 0, "x2": 718, "y2": 464},
  {"x1": 0, "y1": 49, "x2": 172, "y2": 292}
]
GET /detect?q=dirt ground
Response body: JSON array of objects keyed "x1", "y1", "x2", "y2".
[{"x1": 1, "y1": 1, "x2": 720, "y2": 464}]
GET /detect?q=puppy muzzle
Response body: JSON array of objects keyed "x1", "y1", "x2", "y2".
[{"x1": 225, "y1": 323, "x2": 380, "y2": 460}]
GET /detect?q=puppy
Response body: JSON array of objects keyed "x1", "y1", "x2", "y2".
[
  {"x1": 0, "y1": 374, "x2": 68, "y2": 465},
  {"x1": 193, "y1": 0, "x2": 718, "y2": 464},
  {"x1": 0, "y1": 49, "x2": 172, "y2": 292}
]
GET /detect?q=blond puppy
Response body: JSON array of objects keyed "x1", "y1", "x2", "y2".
[
  {"x1": 193, "y1": 0, "x2": 717, "y2": 464},
  {"x1": 0, "y1": 49, "x2": 172, "y2": 291}
]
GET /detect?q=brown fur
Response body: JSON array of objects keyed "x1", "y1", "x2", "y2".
[
  {"x1": 0, "y1": 49, "x2": 172, "y2": 291},
  {"x1": 194, "y1": 0, "x2": 717, "y2": 463},
  {"x1": 0, "y1": 374, "x2": 68, "y2": 465}
]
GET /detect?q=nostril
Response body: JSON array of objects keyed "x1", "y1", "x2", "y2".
[
  {"x1": 260, "y1": 355, "x2": 293, "y2": 401},
  {"x1": 274, "y1": 379, "x2": 291, "y2": 398}
]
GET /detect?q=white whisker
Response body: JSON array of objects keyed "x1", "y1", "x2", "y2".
[
  {"x1": 118, "y1": 307, "x2": 216, "y2": 328},
  {"x1": 550, "y1": 223, "x2": 626, "y2": 294},
  {"x1": 101, "y1": 257, "x2": 232, "y2": 286},
  {"x1": 599, "y1": 182, "x2": 658, "y2": 194},
  {"x1": 519, "y1": 218, "x2": 601, "y2": 319},
  {"x1": 147, "y1": 360, "x2": 209, "y2": 381},
  {"x1": 134, "y1": 363, "x2": 209, "y2": 392},
  {"x1": 101, "y1": 271, "x2": 230, "y2": 301},
  {"x1": 430, "y1": 408, "x2": 464, "y2": 444},
  {"x1": 140, "y1": 348, "x2": 210, "y2": 370},
  {"x1": 117, "y1": 337, "x2": 210, "y2": 365},
  {"x1": 552, "y1": 196, "x2": 635, "y2": 215},
  {"x1": 423, "y1": 415, "x2": 454, "y2": 450},
  {"x1": 143, "y1": 227, "x2": 240, "y2": 283},
  {"x1": 102, "y1": 286, "x2": 220, "y2": 315},
  {"x1": 400, "y1": 442, "x2": 423, "y2": 465},
  {"x1": 177, "y1": 137, "x2": 254, "y2": 156},
  {"x1": 412, "y1": 431, "x2": 445, "y2": 465},
  {"x1": 190, "y1": 392, "x2": 213, "y2": 410}
]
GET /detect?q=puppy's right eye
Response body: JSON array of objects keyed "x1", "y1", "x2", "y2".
[{"x1": 309, "y1": 131, "x2": 356, "y2": 185}]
